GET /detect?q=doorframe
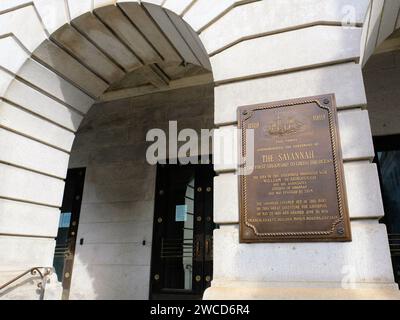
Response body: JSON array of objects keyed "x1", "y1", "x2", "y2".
[
  {"x1": 57, "y1": 167, "x2": 86, "y2": 300},
  {"x1": 148, "y1": 155, "x2": 214, "y2": 300},
  {"x1": 373, "y1": 134, "x2": 400, "y2": 287}
]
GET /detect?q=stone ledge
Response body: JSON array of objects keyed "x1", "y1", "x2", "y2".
[
  {"x1": 0, "y1": 236, "x2": 56, "y2": 272},
  {"x1": 211, "y1": 26, "x2": 361, "y2": 83},
  {"x1": 214, "y1": 63, "x2": 367, "y2": 126},
  {"x1": 0, "y1": 163, "x2": 65, "y2": 207},
  {"x1": 212, "y1": 222, "x2": 394, "y2": 284},
  {"x1": 203, "y1": 285, "x2": 400, "y2": 300},
  {"x1": 200, "y1": 0, "x2": 369, "y2": 55}
]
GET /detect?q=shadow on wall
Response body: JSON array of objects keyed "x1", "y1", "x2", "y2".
[
  {"x1": 65, "y1": 84, "x2": 214, "y2": 300},
  {"x1": 363, "y1": 48, "x2": 400, "y2": 136}
]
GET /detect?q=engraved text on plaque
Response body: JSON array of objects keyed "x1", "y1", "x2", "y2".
[{"x1": 238, "y1": 95, "x2": 351, "y2": 243}]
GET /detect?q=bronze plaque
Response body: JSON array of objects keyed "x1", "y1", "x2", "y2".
[{"x1": 238, "y1": 94, "x2": 351, "y2": 243}]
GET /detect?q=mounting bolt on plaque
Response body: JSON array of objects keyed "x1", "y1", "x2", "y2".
[
  {"x1": 323, "y1": 98, "x2": 330, "y2": 105},
  {"x1": 242, "y1": 110, "x2": 248, "y2": 116}
]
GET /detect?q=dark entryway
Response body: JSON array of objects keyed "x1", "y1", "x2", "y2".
[
  {"x1": 150, "y1": 161, "x2": 216, "y2": 300},
  {"x1": 53, "y1": 168, "x2": 86, "y2": 300},
  {"x1": 374, "y1": 135, "x2": 400, "y2": 287}
]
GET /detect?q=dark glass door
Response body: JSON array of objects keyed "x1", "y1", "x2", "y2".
[
  {"x1": 374, "y1": 135, "x2": 400, "y2": 287},
  {"x1": 53, "y1": 168, "x2": 86, "y2": 300},
  {"x1": 150, "y1": 162, "x2": 215, "y2": 300}
]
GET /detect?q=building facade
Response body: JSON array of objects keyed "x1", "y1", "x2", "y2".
[{"x1": 1, "y1": 0, "x2": 400, "y2": 300}]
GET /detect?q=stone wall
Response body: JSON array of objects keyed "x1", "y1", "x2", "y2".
[{"x1": 67, "y1": 84, "x2": 213, "y2": 299}]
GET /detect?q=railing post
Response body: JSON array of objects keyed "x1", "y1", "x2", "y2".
[{"x1": 38, "y1": 268, "x2": 53, "y2": 301}]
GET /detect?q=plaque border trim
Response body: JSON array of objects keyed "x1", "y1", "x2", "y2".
[{"x1": 238, "y1": 94, "x2": 351, "y2": 243}]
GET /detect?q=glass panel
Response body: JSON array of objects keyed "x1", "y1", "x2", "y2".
[
  {"x1": 379, "y1": 151, "x2": 400, "y2": 232},
  {"x1": 175, "y1": 205, "x2": 188, "y2": 222},
  {"x1": 161, "y1": 172, "x2": 195, "y2": 291},
  {"x1": 53, "y1": 212, "x2": 72, "y2": 281},
  {"x1": 183, "y1": 178, "x2": 195, "y2": 290},
  {"x1": 59, "y1": 212, "x2": 72, "y2": 228}
]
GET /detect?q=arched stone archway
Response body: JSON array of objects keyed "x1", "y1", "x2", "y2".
[
  {"x1": 1, "y1": 0, "x2": 400, "y2": 300},
  {"x1": 0, "y1": 0, "x2": 217, "y2": 299}
]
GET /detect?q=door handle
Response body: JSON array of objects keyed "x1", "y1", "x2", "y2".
[
  {"x1": 195, "y1": 240, "x2": 201, "y2": 258},
  {"x1": 194, "y1": 235, "x2": 203, "y2": 261},
  {"x1": 205, "y1": 235, "x2": 213, "y2": 261}
]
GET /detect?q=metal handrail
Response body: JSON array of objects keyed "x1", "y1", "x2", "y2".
[{"x1": 0, "y1": 267, "x2": 53, "y2": 300}]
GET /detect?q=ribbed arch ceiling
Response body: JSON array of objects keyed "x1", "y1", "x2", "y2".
[
  {"x1": 374, "y1": 27, "x2": 400, "y2": 55},
  {"x1": 33, "y1": 2, "x2": 212, "y2": 102},
  {"x1": 362, "y1": 0, "x2": 400, "y2": 64}
]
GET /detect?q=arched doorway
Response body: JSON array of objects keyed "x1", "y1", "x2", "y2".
[
  {"x1": 60, "y1": 84, "x2": 215, "y2": 300},
  {"x1": 0, "y1": 0, "x2": 214, "y2": 300}
]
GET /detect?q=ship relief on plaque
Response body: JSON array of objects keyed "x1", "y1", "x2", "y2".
[{"x1": 238, "y1": 94, "x2": 351, "y2": 243}]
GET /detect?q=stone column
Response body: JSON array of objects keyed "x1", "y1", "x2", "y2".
[
  {"x1": 0, "y1": 2, "x2": 90, "y2": 299},
  {"x1": 202, "y1": 1, "x2": 400, "y2": 299}
]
